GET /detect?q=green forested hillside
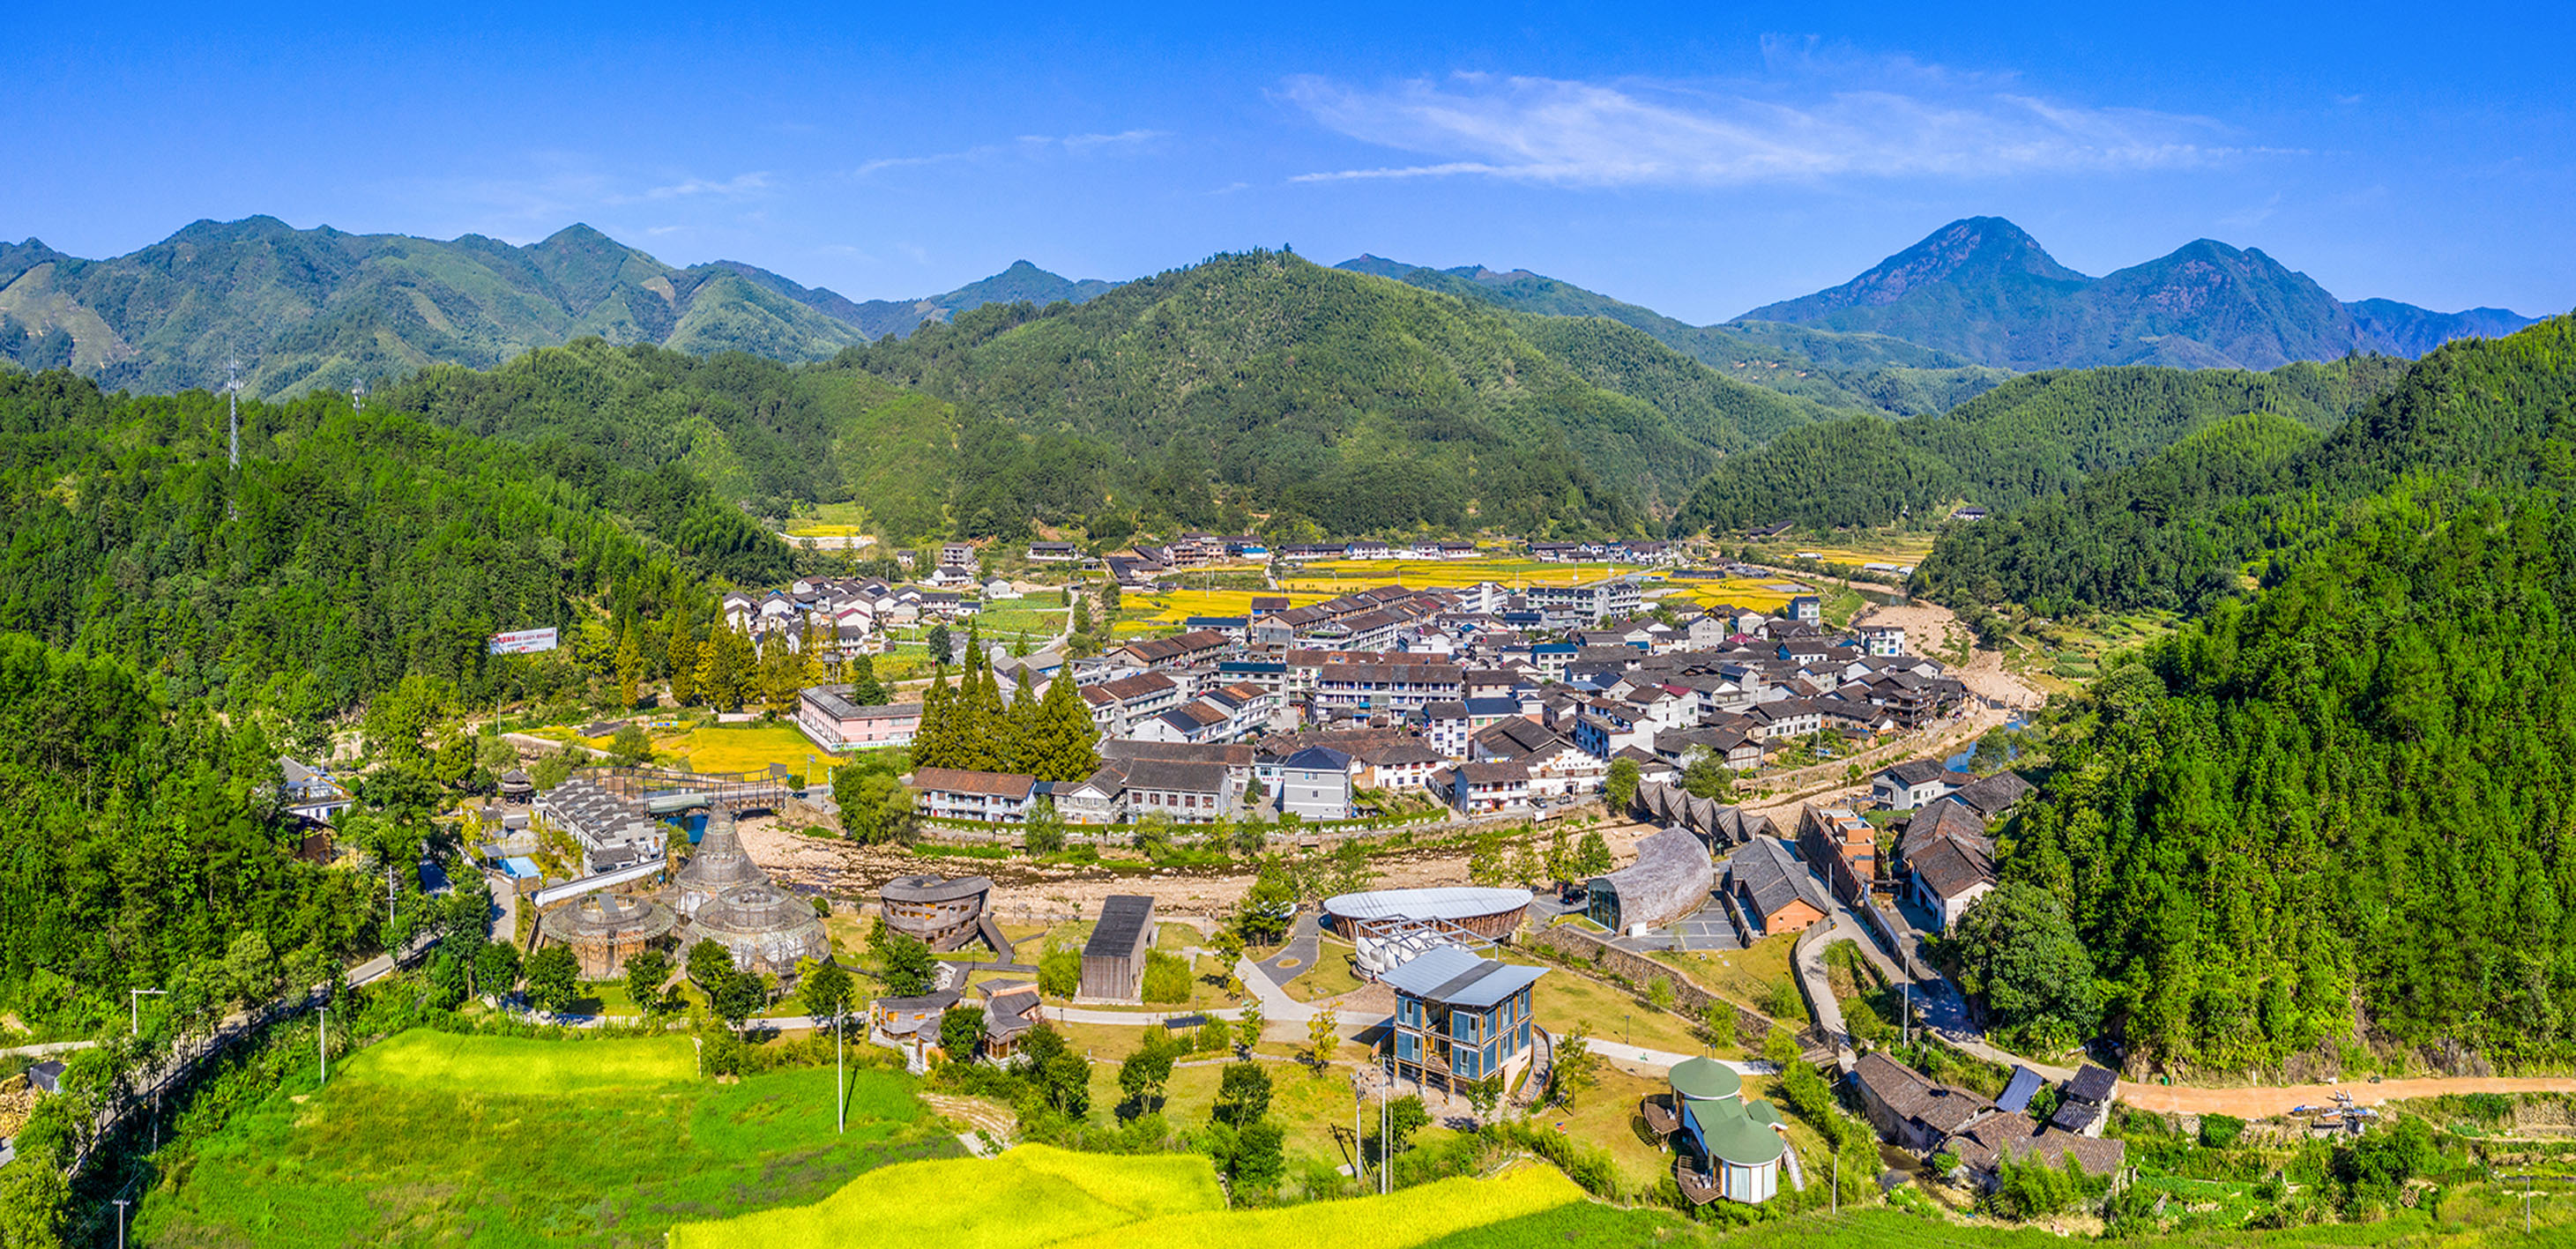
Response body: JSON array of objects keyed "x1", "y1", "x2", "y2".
[
  {"x1": 1666, "y1": 358, "x2": 2403, "y2": 536},
  {"x1": 1505, "y1": 314, "x2": 1832, "y2": 446},
  {"x1": 0, "y1": 369, "x2": 782, "y2": 715},
  {"x1": 380, "y1": 338, "x2": 957, "y2": 533},
  {"x1": 1336, "y1": 254, "x2": 2011, "y2": 416},
  {"x1": 1917, "y1": 317, "x2": 2576, "y2": 613},
  {"x1": 0, "y1": 632, "x2": 383, "y2": 1024},
  {"x1": 2005, "y1": 484, "x2": 2576, "y2": 1070},
  {"x1": 843, "y1": 250, "x2": 1804, "y2": 536}
]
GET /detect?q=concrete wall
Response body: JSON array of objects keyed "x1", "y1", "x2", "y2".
[{"x1": 1523, "y1": 923, "x2": 1787, "y2": 1048}]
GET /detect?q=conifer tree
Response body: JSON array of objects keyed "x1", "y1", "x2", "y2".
[
  {"x1": 970, "y1": 647, "x2": 1009, "y2": 771},
  {"x1": 915, "y1": 666, "x2": 955, "y2": 769},
  {"x1": 848, "y1": 652, "x2": 888, "y2": 707},
  {"x1": 614, "y1": 625, "x2": 644, "y2": 707},
  {"x1": 1024, "y1": 668, "x2": 1102, "y2": 782},
  {"x1": 666, "y1": 611, "x2": 698, "y2": 705},
  {"x1": 1004, "y1": 667, "x2": 1043, "y2": 772},
  {"x1": 695, "y1": 625, "x2": 733, "y2": 710}
]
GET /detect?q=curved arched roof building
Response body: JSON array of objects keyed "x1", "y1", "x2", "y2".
[
  {"x1": 1322, "y1": 886, "x2": 1531, "y2": 940},
  {"x1": 1584, "y1": 826, "x2": 1715, "y2": 933}
]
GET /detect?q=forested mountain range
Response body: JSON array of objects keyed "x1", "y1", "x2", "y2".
[
  {"x1": 1743, "y1": 217, "x2": 2537, "y2": 371},
  {"x1": 0, "y1": 216, "x2": 1114, "y2": 398},
  {"x1": 832, "y1": 249, "x2": 1834, "y2": 538},
  {"x1": 1336, "y1": 253, "x2": 2013, "y2": 417},
  {"x1": 1915, "y1": 315, "x2": 2576, "y2": 616},
  {"x1": 1664, "y1": 356, "x2": 2408, "y2": 536}
]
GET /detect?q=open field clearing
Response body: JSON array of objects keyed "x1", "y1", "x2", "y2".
[
  {"x1": 1662, "y1": 578, "x2": 1805, "y2": 612},
  {"x1": 649, "y1": 721, "x2": 828, "y2": 776},
  {"x1": 1278, "y1": 558, "x2": 1643, "y2": 591},
  {"x1": 674, "y1": 1149, "x2": 1586, "y2": 1249},
  {"x1": 1046, "y1": 1162, "x2": 1583, "y2": 1249},
  {"x1": 669, "y1": 1144, "x2": 1225, "y2": 1249},
  {"x1": 138, "y1": 1031, "x2": 959, "y2": 1247},
  {"x1": 346, "y1": 1030, "x2": 696, "y2": 1095}
]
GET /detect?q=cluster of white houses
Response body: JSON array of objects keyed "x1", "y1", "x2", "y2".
[{"x1": 786, "y1": 569, "x2": 1983, "y2": 833}]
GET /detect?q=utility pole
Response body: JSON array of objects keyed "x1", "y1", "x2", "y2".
[
  {"x1": 130, "y1": 987, "x2": 167, "y2": 1034},
  {"x1": 835, "y1": 1008, "x2": 845, "y2": 1134},
  {"x1": 113, "y1": 1199, "x2": 130, "y2": 1249},
  {"x1": 319, "y1": 1007, "x2": 329, "y2": 1087}
]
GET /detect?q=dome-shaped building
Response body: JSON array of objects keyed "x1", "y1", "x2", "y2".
[
  {"x1": 689, "y1": 881, "x2": 829, "y2": 976},
  {"x1": 539, "y1": 893, "x2": 677, "y2": 978},
  {"x1": 1669, "y1": 1056, "x2": 1784, "y2": 1205},
  {"x1": 672, "y1": 804, "x2": 765, "y2": 919}
]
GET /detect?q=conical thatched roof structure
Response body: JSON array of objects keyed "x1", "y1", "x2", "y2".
[{"x1": 673, "y1": 804, "x2": 763, "y2": 919}]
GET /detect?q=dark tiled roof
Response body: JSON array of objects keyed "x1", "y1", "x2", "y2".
[
  {"x1": 2067, "y1": 1064, "x2": 2119, "y2": 1104},
  {"x1": 1086, "y1": 895, "x2": 1156, "y2": 958},
  {"x1": 912, "y1": 767, "x2": 1035, "y2": 799}
]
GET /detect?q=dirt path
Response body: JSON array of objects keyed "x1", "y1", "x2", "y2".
[{"x1": 2126, "y1": 1075, "x2": 2576, "y2": 1119}]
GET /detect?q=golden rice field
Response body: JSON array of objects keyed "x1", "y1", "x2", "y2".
[
  {"x1": 1277, "y1": 558, "x2": 1640, "y2": 591},
  {"x1": 1662, "y1": 578, "x2": 1805, "y2": 612}
]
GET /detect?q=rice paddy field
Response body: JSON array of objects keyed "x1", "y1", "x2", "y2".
[
  {"x1": 648, "y1": 722, "x2": 830, "y2": 777},
  {"x1": 135, "y1": 1030, "x2": 963, "y2": 1247},
  {"x1": 1277, "y1": 557, "x2": 1642, "y2": 591}
]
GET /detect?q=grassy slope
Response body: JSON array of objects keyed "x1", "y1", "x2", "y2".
[
  {"x1": 138, "y1": 1032, "x2": 960, "y2": 1248},
  {"x1": 669, "y1": 1145, "x2": 1226, "y2": 1249}
]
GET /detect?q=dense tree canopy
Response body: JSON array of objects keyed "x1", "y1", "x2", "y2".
[{"x1": 2006, "y1": 482, "x2": 2576, "y2": 1068}]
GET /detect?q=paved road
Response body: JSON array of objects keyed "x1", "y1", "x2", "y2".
[
  {"x1": 1251, "y1": 913, "x2": 1323, "y2": 986},
  {"x1": 0, "y1": 1039, "x2": 99, "y2": 1059}
]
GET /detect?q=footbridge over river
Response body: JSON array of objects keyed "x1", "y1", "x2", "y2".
[{"x1": 579, "y1": 762, "x2": 807, "y2": 816}]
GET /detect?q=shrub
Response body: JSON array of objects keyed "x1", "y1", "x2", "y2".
[
  {"x1": 1141, "y1": 950, "x2": 1192, "y2": 1004},
  {"x1": 1038, "y1": 943, "x2": 1080, "y2": 998},
  {"x1": 2200, "y1": 1112, "x2": 2246, "y2": 1149}
]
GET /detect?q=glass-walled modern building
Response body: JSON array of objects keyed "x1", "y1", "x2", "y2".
[{"x1": 1381, "y1": 947, "x2": 1545, "y2": 1094}]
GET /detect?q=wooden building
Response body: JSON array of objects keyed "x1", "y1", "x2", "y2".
[{"x1": 1079, "y1": 895, "x2": 1157, "y2": 1002}]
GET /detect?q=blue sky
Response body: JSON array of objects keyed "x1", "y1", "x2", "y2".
[{"x1": 6, "y1": 1, "x2": 2570, "y2": 323}]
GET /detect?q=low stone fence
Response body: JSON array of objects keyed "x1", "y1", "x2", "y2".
[{"x1": 1522, "y1": 922, "x2": 1784, "y2": 1047}]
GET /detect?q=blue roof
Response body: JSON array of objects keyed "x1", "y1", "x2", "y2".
[
  {"x1": 1381, "y1": 947, "x2": 1547, "y2": 1009},
  {"x1": 1279, "y1": 746, "x2": 1353, "y2": 771},
  {"x1": 1463, "y1": 697, "x2": 1523, "y2": 716},
  {"x1": 1996, "y1": 1065, "x2": 2046, "y2": 1114},
  {"x1": 1220, "y1": 661, "x2": 1286, "y2": 673},
  {"x1": 1533, "y1": 642, "x2": 1578, "y2": 655},
  {"x1": 1187, "y1": 616, "x2": 1249, "y2": 628}
]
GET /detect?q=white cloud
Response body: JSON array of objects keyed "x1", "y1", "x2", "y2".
[
  {"x1": 628, "y1": 171, "x2": 774, "y2": 202},
  {"x1": 856, "y1": 130, "x2": 1168, "y2": 178},
  {"x1": 1280, "y1": 67, "x2": 2281, "y2": 187}
]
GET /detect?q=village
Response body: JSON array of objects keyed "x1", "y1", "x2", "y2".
[{"x1": 294, "y1": 529, "x2": 2134, "y2": 1216}]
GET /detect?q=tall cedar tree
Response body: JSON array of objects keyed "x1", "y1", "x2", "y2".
[
  {"x1": 914, "y1": 667, "x2": 955, "y2": 769},
  {"x1": 1025, "y1": 668, "x2": 1102, "y2": 782}
]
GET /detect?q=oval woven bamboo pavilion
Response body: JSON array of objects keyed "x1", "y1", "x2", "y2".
[
  {"x1": 538, "y1": 893, "x2": 677, "y2": 978},
  {"x1": 686, "y1": 881, "x2": 828, "y2": 976}
]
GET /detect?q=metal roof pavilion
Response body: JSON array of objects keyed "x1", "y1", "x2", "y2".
[
  {"x1": 1380, "y1": 946, "x2": 1545, "y2": 1009},
  {"x1": 1323, "y1": 886, "x2": 1530, "y2": 923}
]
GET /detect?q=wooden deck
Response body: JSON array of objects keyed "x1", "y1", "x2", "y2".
[
  {"x1": 1642, "y1": 1098, "x2": 1680, "y2": 1138},
  {"x1": 1674, "y1": 1157, "x2": 1720, "y2": 1206}
]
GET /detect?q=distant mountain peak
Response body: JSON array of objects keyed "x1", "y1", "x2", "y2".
[
  {"x1": 1738, "y1": 216, "x2": 2528, "y2": 370},
  {"x1": 1787, "y1": 217, "x2": 2088, "y2": 315}
]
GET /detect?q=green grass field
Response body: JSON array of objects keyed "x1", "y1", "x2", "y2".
[
  {"x1": 138, "y1": 1032, "x2": 961, "y2": 1247},
  {"x1": 345, "y1": 1030, "x2": 696, "y2": 1094}
]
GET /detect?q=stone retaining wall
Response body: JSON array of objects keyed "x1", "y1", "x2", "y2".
[{"x1": 1523, "y1": 922, "x2": 1783, "y2": 1045}]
